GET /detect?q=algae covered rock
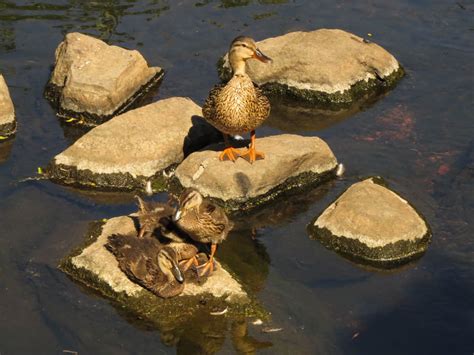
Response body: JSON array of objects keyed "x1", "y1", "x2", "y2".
[
  {"x1": 59, "y1": 216, "x2": 263, "y2": 327},
  {"x1": 308, "y1": 178, "x2": 431, "y2": 267},
  {"x1": 45, "y1": 32, "x2": 163, "y2": 125},
  {"x1": 47, "y1": 97, "x2": 220, "y2": 191},
  {"x1": 0, "y1": 74, "x2": 16, "y2": 138},
  {"x1": 218, "y1": 29, "x2": 403, "y2": 108},
  {"x1": 173, "y1": 134, "x2": 338, "y2": 211}
]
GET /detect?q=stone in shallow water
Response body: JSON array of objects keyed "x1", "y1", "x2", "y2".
[
  {"x1": 218, "y1": 29, "x2": 403, "y2": 108},
  {"x1": 59, "y1": 216, "x2": 262, "y2": 326},
  {"x1": 0, "y1": 74, "x2": 16, "y2": 137},
  {"x1": 47, "y1": 97, "x2": 220, "y2": 191},
  {"x1": 45, "y1": 32, "x2": 163, "y2": 125},
  {"x1": 308, "y1": 178, "x2": 431, "y2": 267},
  {"x1": 173, "y1": 134, "x2": 338, "y2": 211}
]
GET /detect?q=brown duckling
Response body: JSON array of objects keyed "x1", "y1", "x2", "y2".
[
  {"x1": 203, "y1": 36, "x2": 272, "y2": 163},
  {"x1": 173, "y1": 189, "x2": 234, "y2": 276},
  {"x1": 106, "y1": 234, "x2": 199, "y2": 298}
]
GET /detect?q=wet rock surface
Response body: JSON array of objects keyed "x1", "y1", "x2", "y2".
[
  {"x1": 45, "y1": 32, "x2": 163, "y2": 125},
  {"x1": 59, "y1": 216, "x2": 262, "y2": 326},
  {"x1": 47, "y1": 97, "x2": 220, "y2": 191},
  {"x1": 173, "y1": 134, "x2": 338, "y2": 211},
  {"x1": 218, "y1": 29, "x2": 403, "y2": 108},
  {"x1": 0, "y1": 75, "x2": 16, "y2": 137},
  {"x1": 309, "y1": 178, "x2": 431, "y2": 267}
]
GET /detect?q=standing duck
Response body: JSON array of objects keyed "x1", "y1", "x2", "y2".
[
  {"x1": 173, "y1": 189, "x2": 233, "y2": 276},
  {"x1": 203, "y1": 36, "x2": 272, "y2": 163},
  {"x1": 106, "y1": 234, "x2": 199, "y2": 298}
]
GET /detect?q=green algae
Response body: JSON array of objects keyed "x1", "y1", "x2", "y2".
[
  {"x1": 217, "y1": 56, "x2": 405, "y2": 110},
  {"x1": 59, "y1": 220, "x2": 268, "y2": 331},
  {"x1": 0, "y1": 119, "x2": 16, "y2": 139},
  {"x1": 307, "y1": 177, "x2": 432, "y2": 269}
]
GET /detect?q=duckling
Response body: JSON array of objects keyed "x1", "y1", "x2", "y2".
[
  {"x1": 173, "y1": 189, "x2": 234, "y2": 276},
  {"x1": 106, "y1": 234, "x2": 199, "y2": 298},
  {"x1": 203, "y1": 36, "x2": 272, "y2": 163}
]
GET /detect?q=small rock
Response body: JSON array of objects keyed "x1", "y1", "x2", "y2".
[
  {"x1": 45, "y1": 32, "x2": 163, "y2": 125},
  {"x1": 309, "y1": 178, "x2": 431, "y2": 267},
  {"x1": 0, "y1": 75, "x2": 16, "y2": 138},
  {"x1": 173, "y1": 134, "x2": 338, "y2": 211},
  {"x1": 59, "y1": 216, "x2": 261, "y2": 325},
  {"x1": 47, "y1": 97, "x2": 220, "y2": 191},
  {"x1": 218, "y1": 29, "x2": 403, "y2": 108}
]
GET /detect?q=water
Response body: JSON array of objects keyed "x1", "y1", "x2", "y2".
[{"x1": 0, "y1": 0, "x2": 473, "y2": 353}]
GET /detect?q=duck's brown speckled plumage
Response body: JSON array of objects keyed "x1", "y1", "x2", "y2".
[
  {"x1": 175, "y1": 189, "x2": 233, "y2": 245},
  {"x1": 106, "y1": 234, "x2": 198, "y2": 298},
  {"x1": 202, "y1": 74, "x2": 270, "y2": 135}
]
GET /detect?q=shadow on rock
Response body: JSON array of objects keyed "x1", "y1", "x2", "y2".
[{"x1": 0, "y1": 139, "x2": 14, "y2": 164}]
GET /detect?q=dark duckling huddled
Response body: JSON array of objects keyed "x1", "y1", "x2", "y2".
[
  {"x1": 106, "y1": 234, "x2": 198, "y2": 298},
  {"x1": 203, "y1": 36, "x2": 272, "y2": 163}
]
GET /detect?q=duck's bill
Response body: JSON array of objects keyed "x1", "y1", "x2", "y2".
[
  {"x1": 254, "y1": 48, "x2": 272, "y2": 63},
  {"x1": 171, "y1": 262, "x2": 184, "y2": 283},
  {"x1": 173, "y1": 209, "x2": 182, "y2": 222}
]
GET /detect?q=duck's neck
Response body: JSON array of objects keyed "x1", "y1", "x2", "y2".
[{"x1": 229, "y1": 53, "x2": 246, "y2": 76}]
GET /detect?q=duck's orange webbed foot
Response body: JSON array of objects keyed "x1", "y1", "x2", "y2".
[
  {"x1": 240, "y1": 147, "x2": 265, "y2": 163},
  {"x1": 219, "y1": 147, "x2": 241, "y2": 162},
  {"x1": 179, "y1": 255, "x2": 199, "y2": 272},
  {"x1": 196, "y1": 258, "x2": 215, "y2": 277}
]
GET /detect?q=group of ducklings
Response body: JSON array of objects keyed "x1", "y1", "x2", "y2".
[
  {"x1": 106, "y1": 189, "x2": 233, "y2": 298},
  {"x1": 107, "y1": 35, "x2": 271, "y2": 298}
]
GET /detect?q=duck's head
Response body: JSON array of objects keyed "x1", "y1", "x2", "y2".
[
  {"x1": 157, "y1": 246, "x2": 184, "y2": 283},
  {"x1": 228, "y1": 36, "x2": 272, "y2": 75},
  {"x1": 173, "y1": 188, "x2": 203, "y2": 222}
]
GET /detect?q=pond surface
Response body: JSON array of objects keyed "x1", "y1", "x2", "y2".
[{"x1": 0, "y1": 0, "x2": 473, "y2": 354}]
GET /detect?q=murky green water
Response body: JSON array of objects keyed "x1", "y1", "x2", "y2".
[{"x1": 0, "y1": 0, "x2": 473, "y2": 354}]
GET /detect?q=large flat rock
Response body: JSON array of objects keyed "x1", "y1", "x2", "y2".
[
  {"x1": 47, "y1": 97, "x2": 220, "y2": 191},
  {"x1": 308, "y1": 178, "x2": 431, "y2": 267},
  {"x1": 218, "y1": 29, "x2": 403, "y2": 108},
  {"x1": 173, "y1": 134, "x2": 338, "y2": 211},
  {"x1": 0, "y1": 75, "x2": 16, "y2": 137},
  {"x1": 45, "y1": 32, "x2": 163, "y2": 125},
  {"x1": 59, "y1": 216, "x2": 264, "y2": 327}
]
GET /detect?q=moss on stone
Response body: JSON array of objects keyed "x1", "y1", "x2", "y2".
[
  {"x1": 0, "y1": 120, "x2": 16, "y2": 138},
  {"x1": 307, "y1": 176, "x2": 432, "y2": 269},
  {"x1": 59, "y1": 220, "x2": 268, "y2": 330},
  {"x1": 171, "y1": 168, "x2": 337, "y2": 213},
  {"x1": 217, "y1": 57, "x2": 405, "y2": 110},
  {"x1": 46, "y1": 162, "x2": 169, "y2": 192},
  {"x1": 44, "y1": 69, "x2": 165, "y2": 126}
]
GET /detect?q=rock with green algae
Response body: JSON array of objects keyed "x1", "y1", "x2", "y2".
[
  {"x1": 45, "y1": 32, "x2": 164, "y2": 126},
  {"x1": 172, "y1": 134, "x2": 338, "y2": 211},
  {"x1": 47, "y1": 97, "x2": 220, "y2": 191},
  {"x1": 308, "y1": 178, "x2": 431, "y2": 268},
  {"x1": 59, "y1": 216, "x2": 266, "y2": 328},
  {"x1": 0, "y1": 74, "x2": 16, "y2": 138},
  {"x1": 218, "y1": 28, "x2": 404, "y2": 109}
]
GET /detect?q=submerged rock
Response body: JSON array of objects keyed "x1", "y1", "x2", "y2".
[
  {"x1": 45, "y1": 32, "x2": 163, "y2": 125},
  {"x1": 308, "y1": 178, "x2": 431, "y2": 267},
  {"x1": 59, "y1": 216, "x2": 263, "y2": 325},
  {"x1": 47, "y1": 97, "x2": 220, "y2": 191},
  {"x1": 173, "y1": 134, "x2": 338, "y2": 211},
  {"x1": 218, "y1": 29, "x2": 403, "y2": 109},
  {"x1": 0, "y1": 75, "x2": 16, "y2": 138}
]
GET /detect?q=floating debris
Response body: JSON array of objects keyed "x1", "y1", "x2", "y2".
[
  {"x1": 37, "y1": 167, "x2": 43, "y2": 174},
  {"x1": 210, "y1": 307, "x2": 228, "y2": 316},
  {"x1": 352, "y1": 332, "x2": 360, "y2": 340},
  {"x1": 336, "y1": 163, "x2": 345, "y2": 177},
  {"x1": 252, "y1": 318, "x2": 263, "y2": 325},
  {"x1": 262, "y1": 327, "x2": 283, "y2": 333}
]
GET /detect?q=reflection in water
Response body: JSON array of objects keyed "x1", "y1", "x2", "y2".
[
  {"x1": 0, "y1": 139, "x2": 14, "y2": 164},
  {"x1": 0, "y1": 0, "x2": 170, "y2": 42},
  {"x1": 267, "y1": 92, "x2": 389, "y2": 133}
]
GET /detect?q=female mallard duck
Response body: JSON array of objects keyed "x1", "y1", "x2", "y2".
[
  {"x1": 106, "y1": 234, "x2": 199, "y2": 298},
  {"x1": 203, "y1": 36, "x2": 272, "y2": 163},
  {"x1": 173, "y1": 189, "x2": 233, "y2": 276}
]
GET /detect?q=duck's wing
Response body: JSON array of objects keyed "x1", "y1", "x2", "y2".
[{"x1": 202, "y1": 83, "x2": 226, "y2": 120}]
